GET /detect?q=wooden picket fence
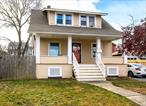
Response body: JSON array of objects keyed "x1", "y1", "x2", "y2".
[{"x1": 0, "y1": 56, "x2": 36, "y2": 80}]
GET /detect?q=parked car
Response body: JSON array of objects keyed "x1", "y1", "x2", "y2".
[{"x1": 128, "y1": 63, "x2": 146, "y2": 77}]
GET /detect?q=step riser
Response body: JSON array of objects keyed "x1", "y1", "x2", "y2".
[
  {"x1": 79, "y1": 71, "x2": 101, "y2": 73},
  {"x1": 73, "y1": 64, "x2": 106, "y2": 82},
  {"x1": 78, "y1": 76, "x2": 104, "y2": 79},
  {"x1": 77, "y1": 79, "x2": 106, "y2": 81},
  {"x1": 79, "y1": 73, "x2": 103, "y2": 76}
]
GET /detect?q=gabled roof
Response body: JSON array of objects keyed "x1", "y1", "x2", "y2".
[{"x1": 28, "y1": 10, "x2": 122, "y2": 38}]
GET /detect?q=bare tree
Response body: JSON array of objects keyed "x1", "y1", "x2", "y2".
[{"x1": 0, "y1": 0, "x2": 42, "y2": 56}]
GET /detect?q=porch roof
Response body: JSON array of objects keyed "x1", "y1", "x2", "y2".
[{"x1": 28, "y1": 10, "x2": 122, "y2": 38}]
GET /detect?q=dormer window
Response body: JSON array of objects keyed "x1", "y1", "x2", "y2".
[
  {"x1": 65, "y1": 15, "x2": 72, "y2": 25},
  {"x1": 56, "y1": 13, "x2": 73, "y2": 26},
  {"x1": 81, "y1": 16, "x2": 87, "y2": 26},
  {"x1": 57, "y1": 14, "x2": 63, "y2": 24},
  {"x1": 80, "y1": 15, "x2": 96, "y2": 27},
  {"x1": 89, "y1": 16, "x2": 95, "y2": 27}
]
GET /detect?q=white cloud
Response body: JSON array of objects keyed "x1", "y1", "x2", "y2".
[{"x1": 43, "y1": 0, "x2": 100, "y2": 12}]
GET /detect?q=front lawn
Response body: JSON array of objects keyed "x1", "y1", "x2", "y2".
[
  {"x1": 0, "y1": 79, "x2": 138, "y2": 106},
  {"x1": 108, "y1": 77, "x2": 146, "y2": 95}
]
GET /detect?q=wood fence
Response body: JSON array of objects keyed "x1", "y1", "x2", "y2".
[{"x1": 0, "y1": 56, "x2": 36, "y2": 80}]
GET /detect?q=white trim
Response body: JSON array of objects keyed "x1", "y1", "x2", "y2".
[
  {"x1": 29, "y1": 32, "x2": 122, "y2": 38},
  {"x1": 68, "y1": 36, "x2": 72, "y2": 64},
  {"x1": 48, "y1": 66, "x2": 62, "y2": 77},
  {"x1": 48, "y1": 42, "x2": 61, "y2": 56},
  {"x1": 55, "y1": 12, "x2": 74, "y2": 26},
  {"x1": 89, "y1": 15, "x2": 96, "y2": 28},
  {"x1": 79, "y1": 15, "x2": 87, "y2": 27},
  {"x1": 35, "y1": 35, "x2": 40, "y2": 63},
  {"x1": 43, "y1": 8, "x2": 108, "y2": 16},
  {"x1": 96, "y1": 38, "x2": 102, "y2": 60},
  {"x1": 107, "y1": 66, "x2": 119, "y2": 76},
  {"x1": 72, "y1": 41, "x2": 82, "y2": 64},
  {"x1": 55, "y1": 12, "x2": 64, "y2": 25}
]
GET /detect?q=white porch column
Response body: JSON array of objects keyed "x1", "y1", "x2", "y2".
[
  {"x1": 123, "y1": 52, "x2": 128, "y2": 64},
  {"x1": 35, "y1": 35, "x2": 40, "y2": 64},
  {"x1": 68, "y1": 36, "x2": 72, "y2": 64},
  {"x1": 96, "y1": 37, "x2": 102, "y2": 62}
]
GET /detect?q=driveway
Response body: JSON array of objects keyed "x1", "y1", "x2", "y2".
[{"x1": 133, "y1": 78, "x2": 146, "y2": 82}]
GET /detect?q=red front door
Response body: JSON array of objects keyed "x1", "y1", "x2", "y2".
[{"x1": 72, "y1": 43, "x2": 81, "y2": 63}]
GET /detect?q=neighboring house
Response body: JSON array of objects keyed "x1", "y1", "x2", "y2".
[
  {"x1": 8, "y1": 42, "x2": 33, "y2": 56},
  {"x1": 28, "y1": 7, "x2": 127, "y2": 81}
]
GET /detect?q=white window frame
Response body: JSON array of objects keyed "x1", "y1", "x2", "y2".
[
  {"x1": 48, "y1": 42, "x2": 61, "y2": 56},
  {"x1": 107, "y1": 66, "x2": 119, "y2": 76},
  {"x1": 55, "y1": 12, "x2": 73, "y2": 26},
  {"x1": 55, "y1": 13, "x2": 64, "y2": 25},
  {"x1": 91, "y1": 42, "x2": 96, "y2": 58},
  {"x1": 48, "y1": 66, "x2": 62, "y2": 77},
  {"x1": 79, "y1": 15, "x2": 87, "y2": 27},
  {"x1": 79, "y1": 15, "x2": 96, "y2": 28},
  {"x1": 89, "y1": 16, "x2": 96, "y2": 27}
]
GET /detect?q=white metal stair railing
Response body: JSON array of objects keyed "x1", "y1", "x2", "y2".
[
  {"x1": 72, "y1": 53, "x2": 79, "y2": 79},
  {"x1": 95, "y1": 53, "x2": 106, "y2": 78}
]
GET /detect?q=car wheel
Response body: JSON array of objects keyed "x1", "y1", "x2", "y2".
[{"x1": 128, "y1": 71, "x2": 134, "y2": 77}]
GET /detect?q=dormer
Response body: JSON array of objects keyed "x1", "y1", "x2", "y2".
[{"x1": 43, "y1": 7, "x2": 107, "y2": 29}]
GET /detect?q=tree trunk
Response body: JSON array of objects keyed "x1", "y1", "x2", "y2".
[
  {"x1": 22, "y1": 34, "x2": 32, "y2": 56},
  {"x1": 17, "y1": 30, "x2": 22, "y2": 57}
]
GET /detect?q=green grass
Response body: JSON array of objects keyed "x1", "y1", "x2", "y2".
[
  {"x1": 0, "y1": 79, "x2": 138, "y2": 106},
  {"x1": 108, "y1": 77, "x2": 146, "y2": 95}
]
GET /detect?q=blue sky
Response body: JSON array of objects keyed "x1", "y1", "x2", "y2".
[{"x1": 96, "y1": 0, "x2": 146, "y2": 30}]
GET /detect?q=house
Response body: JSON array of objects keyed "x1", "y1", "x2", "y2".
[
  {"x1": 28, "y1": 7, "x2": 127, "y2": 81},
  {"x1": 8, "y1": 42, "x2": 33, "y2": 56}
]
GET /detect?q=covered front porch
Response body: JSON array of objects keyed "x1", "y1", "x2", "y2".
[
  {"x1": 33, "y1": 34, "x2": 127, "y2": 80},
  {"x1": 35, "y1": 34, "x2": 115, "y2": 65}
]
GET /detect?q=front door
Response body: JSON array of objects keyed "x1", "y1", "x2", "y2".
[{"x1": 72, "y1": 43, "x2": 81, "y2": 63}]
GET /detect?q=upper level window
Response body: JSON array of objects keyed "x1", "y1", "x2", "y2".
[
  {"x1": 57, "y1": 14, "x2": 63, "y2": 24},
  {"x1": 65, "y1": 15, "x2": 72, "y2": 25},
  {"x1": 89, "y1": 16, "x2": 95, "y2": 27},
  {"x1": 80, "y1": 15, "x2": 96, "y2": 27},
  {"x1": 81, "y1": 16, "x2": 87, "y2": 26}
]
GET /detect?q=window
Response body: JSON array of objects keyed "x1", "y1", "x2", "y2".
[
  {"x1": 65, "y1": 15, "x2": 72, "y2": 25},
  {"x1": 80, "y1": 15, "x2": 96, "y2": 27},
  {"x1": 81, "y1": 16, "x2": 87, "y2": 26},
  {"x1": 91, "y1": 43, "x2": 96, "y2": 58},
  {"x1": 57, "y1": 14, "x2": 63, "y2": 24},
  {"x1": 49, "y1": 43, "x2": 60, "y2": 56},
  {"x1": 89, "y1": 16, "x2": 95, "y2": 27}
]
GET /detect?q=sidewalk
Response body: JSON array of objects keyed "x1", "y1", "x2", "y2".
[{"x1": 89, "y1": 82, "x2": 146, "y2": 106}]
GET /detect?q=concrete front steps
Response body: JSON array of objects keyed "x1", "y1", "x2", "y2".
[{"x1": 75, "y1": 64, "x2": 106, "y2": 82}]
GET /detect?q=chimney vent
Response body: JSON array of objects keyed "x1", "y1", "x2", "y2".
[{"x1": 47, "y1": 5, "x2": 51, "y2": 8}]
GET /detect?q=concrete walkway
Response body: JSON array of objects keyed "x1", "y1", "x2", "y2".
[{"x1": 89, "y1": 82, "x2": 146, "y2": 106}]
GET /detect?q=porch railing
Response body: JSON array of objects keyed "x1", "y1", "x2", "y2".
[
  {"x1": 95, "y1": 53, "x2": 106, "y2": 77},
  {"x1": 72, "y1": 53, "x2": 79, "y2": 78}
]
